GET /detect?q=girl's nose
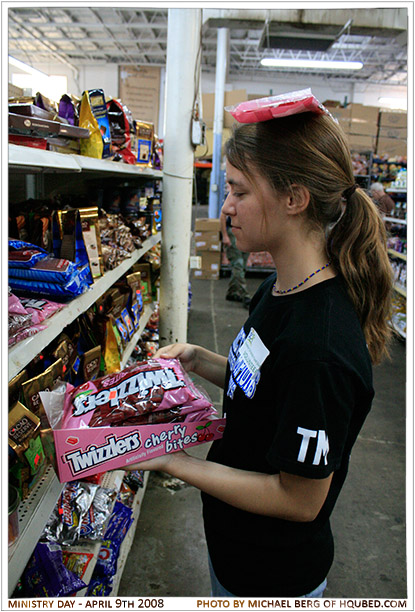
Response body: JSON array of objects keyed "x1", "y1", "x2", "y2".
[{"x1": 222, "y1": 194, "x2": 236, "y2": 216}]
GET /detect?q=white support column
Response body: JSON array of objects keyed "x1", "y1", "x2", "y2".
[
  {"x1": 159, "y1": 8, "x2": 201, "y2": 346},
  {"x1": 208, "y1": 27, "x2": 229, "y2": 219}
]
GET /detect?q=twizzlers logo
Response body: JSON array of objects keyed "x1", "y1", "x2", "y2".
[
  {"x1": 72, "y1": 367, "x2": 184, "y2": 417},
  {"x1": 64, "y1": 431, "x2": 142, "y2": 476}
]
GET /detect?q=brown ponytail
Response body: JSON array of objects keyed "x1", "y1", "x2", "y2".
[
  {"x1": 328, "y1": 187, "x2": 393, "y2": 364},
  {"x1": 225, "y1": 112, "x2": 394, "y2": 364}
]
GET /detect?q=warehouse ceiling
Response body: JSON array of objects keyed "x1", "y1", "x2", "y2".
[{"x1": 8, "y1": 6, "x2": 408, "y2": 86}]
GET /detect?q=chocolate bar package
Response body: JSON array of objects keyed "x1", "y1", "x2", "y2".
[
  {"x1": 136, "y1": 121, "x2": 154, "y2": 165},
  {"x1": 21, "y1": 360, "x2": 64, "y2": 470},
  {"x1": 78, "y1": 207, "x2": 103, "y2": 279},
  {"x1": 132, "y1": 263, "x2": 152, "y2": 303},
  {"x1": 8, "y1": 402, "x2": 46, "y2": 479},
  {"x1": 9, "y1": 113, "x2": 89, "y2": 140},
  {"x1": 8, "y1": 103, "x2": 57, "y2": 121},
  {"x1": 52, "y1": 208, "x2": 93, "y2": 287},
  {"x1": 9, "y1": 113, "x2": 60, "y2": 138},
  {"x1": 106, "y1": 98, "x2": 136, "y2": 164},
  {"x1": 58, "y1": 94, "x2": 80, "y2": 126}
]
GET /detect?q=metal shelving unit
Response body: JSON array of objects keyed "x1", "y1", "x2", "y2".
[
  {"x1": 8, "y1": 145, "x2": 162, "y2": 597},
  {"x1": 9, "y1": 143, "x2": 163, "y2": 178},
  {"x1": 8, "y1": 233, "x2": 161, "y2": 381},
  {"x1": 120, "y1": 303, "x2": 157, "y2": 369},
  {"x1": 111, "y1": 471, "x2": 150, "y2": 596},
  {"x1": 8, "y1": 466, "x2": 63, "y2": 596}
]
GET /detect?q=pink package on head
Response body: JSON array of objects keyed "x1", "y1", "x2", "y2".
[{"x1": 226, "y1": 88, "x2": 332, "y2": 124}]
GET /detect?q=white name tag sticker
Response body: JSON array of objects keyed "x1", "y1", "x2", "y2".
[{"x1": 238, "y1": 328, "x2": 270, "y2": 375}]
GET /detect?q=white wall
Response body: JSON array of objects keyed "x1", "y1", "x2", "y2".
[{"x1": 9, "y1": 60, "x2": 119, "y2": 99}]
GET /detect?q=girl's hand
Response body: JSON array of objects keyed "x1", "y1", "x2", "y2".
[
  {"x1": 124, "y1": 450, "x2": 187, "y2": 473},
  {"x1": 154, "y1": 343, "x2": 199, "y2": 373}
]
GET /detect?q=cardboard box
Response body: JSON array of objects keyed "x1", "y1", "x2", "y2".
[
  {"x1": 193, "y1": 269, "x2": 220, "y2": 280},
  {"x1": 346, "y1": 133, "x2": 376, "y2": 152},
  {"x1": 195, "y1": 240, "x2": 221, "y2": 252},
  {"x1": 41, "y1": 362, "x2": 226, "y2": 482},
  {"x1": 9, "y1": 83, "x2": 24, "y2": 98},
  {"x1": 376, "y1": 137, "x2": 407, "y2": 157},
  {"x1": 202, "y1": 90, "x2": 247, "y2": 129},
  {"x1": 378, "y1": 126, "x2": 407, "y2": 140},
  {"x1": 195, "y1": 230, "x2": 220, "y2": 241},
  {"x1": 224, "y1": 90, "x2": 247, "y2": 128},
  {"x1": 195, "y1": 218, "x2": 221, "y2": 232},
  {"x1": 349, "y1": 103, "x2": 379, "y2": 124},
  {"x1": 52, "y1": 419, "x2": 225, "y2": 482},
  {"x1": 336, "y1": 117, "x2": 352, "y2": 133},
  {"x1": 348, "y1": 119, "x2": 378, "y2": 136},
  {"x1": 332, "y1": 104, "x2": 379, "y2": 135},
  {"x1": 195, "y1": 230, "x2": 221, "y2": 252},
  {"x1": 201, "y1": 251, "x2": 221, "y2": 268},
  {"x1": 330, "y1": 106, "x2": 352, "y2": 122},
  {"x1": 379, "y1": 111, "x2": 407, "y2": 128}
]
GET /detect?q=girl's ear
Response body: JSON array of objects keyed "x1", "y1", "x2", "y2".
[{"x1": 286, "y1": 185, "x2": 310, "y2": 216}]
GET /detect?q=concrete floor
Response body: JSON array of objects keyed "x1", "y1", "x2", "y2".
[{"x1": 118, "y1": 274, "x2": 407, "y2": 599}]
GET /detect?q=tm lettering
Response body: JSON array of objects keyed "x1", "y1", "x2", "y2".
[{"x1": 297, "y1": 427, "x2": 329, "y2": 465}]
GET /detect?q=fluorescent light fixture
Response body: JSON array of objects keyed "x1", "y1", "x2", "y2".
[
  {"x1": 378, "y1": 97, "x2": 407, "y2": 110},
  {"x1": 260, "y1": 58, "x2": 363, "y2": 71},
  {"x1": 8, "y1": 55, "x2": 48, "y2": 78}
]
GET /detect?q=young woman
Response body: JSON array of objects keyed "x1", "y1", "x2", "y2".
[{"x1": 128, "y1": 109, "x2": 393, "y2": 597}]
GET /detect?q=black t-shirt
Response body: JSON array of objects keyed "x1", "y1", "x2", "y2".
[{"x1": 202, "y1": 274, "x2": 374, "y2": 596}]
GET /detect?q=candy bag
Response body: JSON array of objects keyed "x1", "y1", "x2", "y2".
[
  {"x1": 43, "y1": 481, "x2": 98, "y2": 546},
  {"x1": 80, "y1": 486, "x2": 117, "y2": 540},
  {"x1": 225, "y1": 88, "x2": 333, "y2": 124},
  {"x1": 63, "y1": 357, "x2": 215, "y2": 430},
  {"x1": 21, "y1": 542, "x2": 87, "y2": 597}
]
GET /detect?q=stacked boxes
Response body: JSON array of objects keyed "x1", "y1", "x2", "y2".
[
  {"x1": 193, "y1": 218, "x2": 221, "y2": 280},
  {"x1": 348, "y1": 104, "x2": 379, "y2": 152},
  {"x1": 330, "y1": 103, "x2": 379, "y2": 152},
  {"x1": 328, "y1": 101, "x2": 407, "y2": 157},
  {"x1": 377, "y1": 111, "x2": 407, "y2": 157}
]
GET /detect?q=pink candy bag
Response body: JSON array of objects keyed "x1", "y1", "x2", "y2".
[
  {"x1": 226, "y1": 88, "x2": 333, "y2": 124},
  {"x1": 62, "y1": 358, "x2": 217, "y2": 429}
]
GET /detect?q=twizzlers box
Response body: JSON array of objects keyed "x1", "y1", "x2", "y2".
[{"x1": 41, "y1": 358, "x2": 225, "y2": 483}]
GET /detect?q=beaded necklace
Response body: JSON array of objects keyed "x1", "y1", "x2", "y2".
[{"x1": 273, "y1": 260, "x2": 332, "y2": 295}]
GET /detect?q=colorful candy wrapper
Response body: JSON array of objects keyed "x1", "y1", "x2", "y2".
[
  {"x1": 43, "y1": 481, "x2": 98, "y2": 546},
  {"x1": 80, "y1": 487, "x2": 117, "y2": 540},
  {"x1": 21, "y1": 541, "x2": 86, "y2": 597}
]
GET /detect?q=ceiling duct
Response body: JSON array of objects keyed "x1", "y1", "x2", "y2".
[{"x1": 259, "y1": 23, "x2": 345, "y2": 52}]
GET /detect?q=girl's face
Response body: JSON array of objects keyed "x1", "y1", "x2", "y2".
[{"x1": 222, "y1": 160, "x2": 287, "y2": 253}]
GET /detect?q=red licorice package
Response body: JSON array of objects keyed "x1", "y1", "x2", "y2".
[
  {"x1": 62, "y1": 358, "x2": 216, "y2": 429},
  {"x1": 225, "y1": 88, "x2": 332, "y2": 124}
]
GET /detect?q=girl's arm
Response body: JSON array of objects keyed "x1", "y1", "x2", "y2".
[
  {"x1": 155, "y1": 343, "x2": 228, "y2": 389},
  {"x1": 127, "y1": 451, "x2": 333, "y2": 522}
]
